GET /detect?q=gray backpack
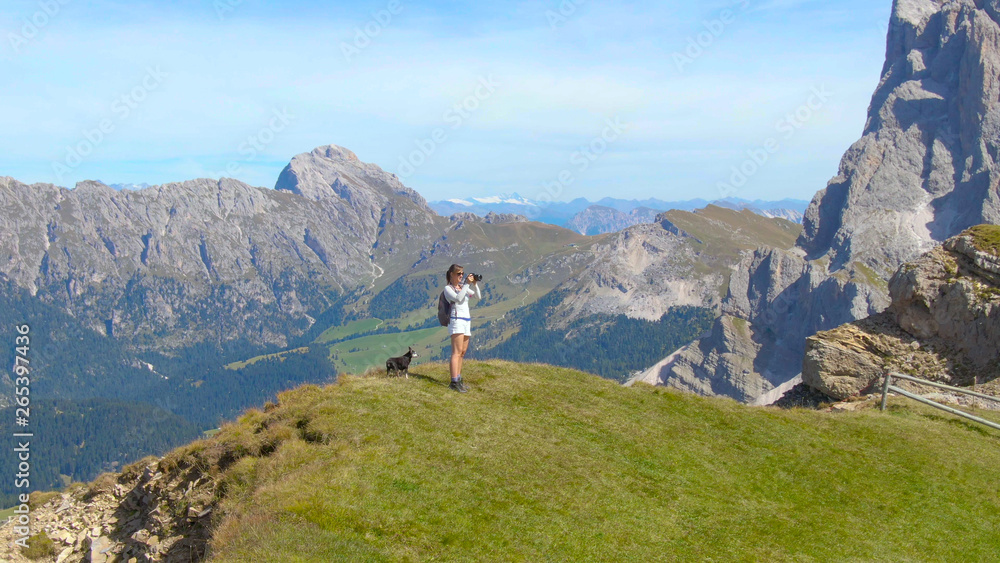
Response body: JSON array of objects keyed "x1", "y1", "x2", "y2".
[{"x1": 437, "y1": 291, "x2": 452, "y2": 326}]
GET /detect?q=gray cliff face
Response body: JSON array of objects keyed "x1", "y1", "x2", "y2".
[
  {"x1": 651, "y1": 0, "x2": 1000, "y2": 402},
  {"x1": 802, "y1": 0, "x2": 1000, "y2": 275},
  {"x1": 0, "y1": 145, "x2": 441, "y2": 352}
]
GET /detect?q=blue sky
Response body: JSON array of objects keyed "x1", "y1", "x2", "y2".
[{"x1": 1, "y1": 0, "x2": 894, "y2": 202}]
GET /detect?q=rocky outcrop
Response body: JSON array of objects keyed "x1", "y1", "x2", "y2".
[
  {"x1": 0, "y1": 385, "x2": 333, "y2": 563},
  {"x1": 277, "y1": 145, "x2": 445, "y2": 269},
  {"x1": 803, "y1": 226, "x2": 1000, "y2": 399},
  {"x1": 556, "y1": 222, "x2": 723, "y2": 323},
  {"x1": 0, "y1": 457, "x2": 216, "y2": 563},
  {"x1": 483, "y1": 211, "x2": 528, "y2": 224},
  {"x1": 447, "y1": 211, "x2": 528, "y2": 225},
  {"x1": 648, "y1": 0, "x2": 1000, "y2": 403}
]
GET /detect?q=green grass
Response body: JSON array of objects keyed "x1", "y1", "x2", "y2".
[
  {"x1": 19, "y1": 531, "x2": 57, "y2": 559},
  {"x1": 853, "y1": 261, "x2": 889, "y2": 292},
  {"x1": 968, "y1": 224, "x2": 1000, "y2": 257},
  {"x1": 315, "y1": 318, "x2": 384, "y2": 344},
  {"x1": 393, "y1": 309, "x2": 435, "y2": 330},
  {"x1": 223, "y1": 347, "x2": 310, "y2": 370},
  {"x1": 325, "y1": 326, "x2": 448, "y2": 375},
  {"x1": 190, "y1": 361, "x2": 1000, "y2": 562}
]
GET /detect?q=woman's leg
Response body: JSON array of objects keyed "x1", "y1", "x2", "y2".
[
  {"x1": 454, "y1": 334, "x2": 471, "y2": 390},
  {"x1": 450, "y1": 333, "x2": 464, "y2": 379},
  {"x1": 456, "y1": 334, "x2": 470, "y2": 376}
]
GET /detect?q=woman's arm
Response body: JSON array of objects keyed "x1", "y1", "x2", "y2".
[
  {"x1": 471, "y1": 282, "x2": 481, "y2": 301},
  {"x1": 444, "y1": 284, "x2": 473, "y2": 304}
]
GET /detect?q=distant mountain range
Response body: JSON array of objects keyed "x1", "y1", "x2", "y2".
[
  {"x1": 99, "y1": 183, "x2": 807, "y2": 236},
  {"x1": 429, "y1": 194, "x2": 808, "y2": 234}
]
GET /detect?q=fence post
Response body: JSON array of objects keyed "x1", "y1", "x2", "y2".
[{"x1": 880, "y1": 372, "x2": 892, "y2": 412}]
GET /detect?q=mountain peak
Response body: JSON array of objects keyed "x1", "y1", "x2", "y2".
[
  {"x1": 274, "y1": 144, "x2": 430, "y2": 213},
  {"x1": 893, "y1": 0, "x2": 942, "y2": 26},
  {"x1": 310, "y1": 144, "x2": 360, "y2": 163}
]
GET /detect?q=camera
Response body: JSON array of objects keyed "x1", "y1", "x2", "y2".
[{"x1": 470, "y1": 273, "x2": 483, "y2": 281}]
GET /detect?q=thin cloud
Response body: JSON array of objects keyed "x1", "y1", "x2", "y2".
[{"x1": 0, "y1": 0, "x2": 894, "y2": 201}]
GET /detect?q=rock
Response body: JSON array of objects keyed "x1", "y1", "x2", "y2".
[
  {"x1": 802, "y1": 321, "x2": 890, "y2": 399},
  {"x1": 448, "y1": 211, "x2": 480, "y2": 224},
  {"x1": 0, "y1": 450, "x2": 220, "y2": 563},
  {"x1": 634, "y1": 315, "x2": 762, "y2": 400},
  {"x1": 804, "y1": 228, "x2": 1000, "y2": 399},
  {"x1": 90, "y1": 536, "x2": 112, "y2": 563},
  {"x1": 483, "y1": 210, "x2": 528, "y2": 224}
]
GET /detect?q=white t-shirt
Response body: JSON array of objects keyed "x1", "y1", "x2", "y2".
[{"x1": 444, "y1": 282, "x2": 481, "y2": 319}]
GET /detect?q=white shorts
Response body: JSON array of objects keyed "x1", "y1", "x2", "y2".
[{"x1": 448, "y1": 318, "x2": 471, "y2": 336}]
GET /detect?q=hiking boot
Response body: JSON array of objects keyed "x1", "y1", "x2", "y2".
[
  {"x1": 449, "y1": 380, "x2": 468, "y2": 393},
  {"x1": 458, "y1": 377, "x2": 470, "y2": 392}
]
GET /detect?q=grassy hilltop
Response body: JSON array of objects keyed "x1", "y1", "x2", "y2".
[{"x1": 148, "y1": 361, "x2": 1000, "y2": 562}]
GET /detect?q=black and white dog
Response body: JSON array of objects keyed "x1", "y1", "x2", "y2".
[{"x1": 386, "y1": 347, "x2": 418, "y2": 378}]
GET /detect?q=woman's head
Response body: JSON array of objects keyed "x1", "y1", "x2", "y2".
[{"x1": 447, "y1": 264, "x2": 464, "y2": 284}]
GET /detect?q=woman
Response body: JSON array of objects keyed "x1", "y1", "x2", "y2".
[{"x1": 444, "y1": 264, "x2": 480, "y2": 392}]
